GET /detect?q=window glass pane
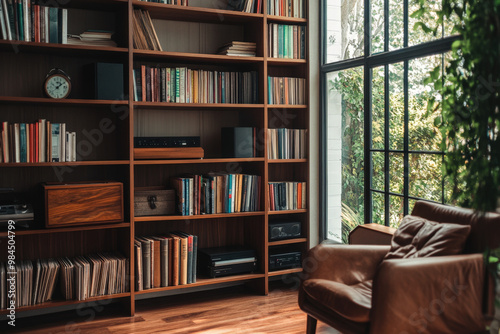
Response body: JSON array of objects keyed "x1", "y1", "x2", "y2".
[
  {"x1": 389, "y1": 0, "x2": 404, "y2": 50},
  {"x1": 326, "y1": 67, "x2": 364, "y2": 242},
  {"x1": 372, "y1": 192, "x2": 385, "y2": 225},
  {"x1": 408, "y1": 55, "x2": 442, "y2": 151},
  {"x1": 389, "y1": 153, "x2": 404, "y2": 195},
  {"x1": 389, "y1": 195, "x2": 404, "y2": 228},
  {"x1": 372, "y1": 152, "x2": 384, "y2": 192},
  {"x1": 409, "y1": 0, "x2": 442, "y2": 46},
  {"x1": 372, "y1": 66, "x2": 385, "y2": 150},
  {"x1": 409, "y1": 198, "x2": 417, "y2": 215},
  {"x1": 409, "y1": 154, "x2": 442, "y2": 201},
  {"x1": 326, "y1": 0, "x2": 364, "y2": 63},
  {"x1": 389, "y1": 62, "x2": 404, "y2": 150},
  {"x1": 371, "y1": 0, "x2": 385, "y2": 54}
]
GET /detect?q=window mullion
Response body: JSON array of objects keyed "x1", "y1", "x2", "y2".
[{"x1": 403, "y1": 60, "x2": 409, "y2": 216}]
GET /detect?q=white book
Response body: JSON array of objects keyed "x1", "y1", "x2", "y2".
[
  {"x1": 61, "y1": 8, "x2": 67, "y2": 44},
  {"x1": 65, "y1": 131, "x2": 71, "y2": 162},
  {"x1": 71, "y1": 132, "x2": 76, "y2": 161},
  {"x1": 0, "y1": 0, "x2": 7, "y2": 40},
  {"x1": 51, "y1": 123, "x2": 60, "y2": 162},
  {"x1": 23, "y1": 0, "x2": 29, "y2": 41},
  {"x1": 60, "y1": 123, "x2": 66, "y2": 162},
  {"x1": 44, "y1": 7, "x2": 49, "y2": 43},
  {"x1": 1, "y1": 0, "x2": 11, "y2": 40}
]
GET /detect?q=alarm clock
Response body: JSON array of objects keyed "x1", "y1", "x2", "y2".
[{"x1": 44, "y1": 68, "x2": 72, "y2": 99}]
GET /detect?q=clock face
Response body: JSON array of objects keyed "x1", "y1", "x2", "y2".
[{"x1": 45, "y1": 74, "x2": 71, "y2": 99}]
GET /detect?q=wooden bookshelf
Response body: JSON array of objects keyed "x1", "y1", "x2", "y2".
[{"x1": 0, "y1": 0, "x2": 309, "y2": 318}]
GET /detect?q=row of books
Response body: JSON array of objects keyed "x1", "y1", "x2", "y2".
[
  {"x1": 267, "y1": 76, "x2": 306, "y2": 105},
  {"x1": 268, "y1": 181, "x2": 306, "y2": 211},
  {"x1": 135, "y1": 232, "x2": 197, "y2": 290},
  {"x1": 217, "y1": 41, "x2": 256, "y2": 57},
  {"x1": 0, "y1": 2, "x2": 67, "y2": 43},
  {"x1": 227, "y1": 0, "x2": 262, "y2": 13},
  {"x1": 268, "y1": 23, "x2": 306, "y2": 59},
  {"x1": 132, "y1": 9, "x2": 162, "y2": 51},
  {"x1": 0, "y1": 121, "x2": 76, "y2": 163},
  {"x1": 133, "y1": 66, "x2": 259, "y2": 104},
  {"x1": 138, "y1": 0, "x2": 188, "y2": 4},
  {"x1": 267, "y1": 128, "x2": 307, "y2": 159},
  {"x1": 171, "y1": 173, "x2": 261, "y2": 216},
  {"x1": 0, "y1": 253, "x2": 128, "y2": 309},
  {"x1": 268, "y1": 0, "x2": 304, "y2": 18}
]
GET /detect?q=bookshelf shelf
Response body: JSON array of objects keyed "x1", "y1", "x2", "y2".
[
  {"x1": 132, "y1": 1, "x2": 264, "y2": 24},
  {"x1": 268, "y1": 238, "x2": 308, "y2": 247},
  {"x1": 267, "y1": 58, "x2": 308, "y2": 65},
  {"x1": 133, "y1": 102, "x2": 264, "y2": 109},
  {"x1": 0, "y1": 293, "x2": 131, "y2": 314},
  {"x1": 267, "y1": 104, "x2": 308, "y2": 109},
  {"x1": 133, "y1": 50, "x2": 264, "y2": 64},
  {"x1": 0, "y1": 40, "x2": 128, "y2": 55},
  {"x1": 266, "y1": 15, "x2": 307, "y2": 24},
  {"x1": 268, "y1": 209, "x2": 308, "y2": 215},
  {"x1": 268, "y1": 159, "x2": 308, "y2": 164},
  {"x1": 268, "y1": 268, "x2": 303, "y2": 277},
  {"x1": 0, "y1": 223, "x2": 131, "y2": 237},
  {"x1": 0, "y1": 160, "x2": 130, "y2": 167},
  {"x1": 134, "y1": 211, "x2": 265, "y2": 222},
  {"x1": 0, "y1": 96, "x2": 129, "y2": 106},
  {"x1": 134, "y1": 273, "x2": 266, "y2": 296},
  {"x1": 133, "y1": 158, "x2": 265, "y2": 165}
]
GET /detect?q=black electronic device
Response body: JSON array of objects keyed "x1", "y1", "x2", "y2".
[
  {"x1": 221, "y1": 127, "x2": 255, "y2": 158},
  {"x1": 134, "y1": 136, "x2": 201, "y2": 148},
  {"x1": 269, "y1": 251, "x2": 302, "y2": 271},
  {"x1": 86, "y1": 62, "x2": 124, "y2": 100},
  {"x1": 198, "y1": 246, "x2": 257, "y2": 278},
  {"x1": 269, "y1": 221, "x2": 302, "y2": 241}
]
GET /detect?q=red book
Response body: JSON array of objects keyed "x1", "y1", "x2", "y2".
[
  {"x1": 141, "y1": 65, "x2": 146, "y2": 102},
  {"x1": 35, "y1": 122, "x2": 39, "y2": 162},
  {"x1": 297, "y1": 182, "x2": 302, "y2": 209},
  {"x1": 34, "y1": 6, "x2": 40, "y2": 43},
  {"x1": 30, "y1": 123, "x2": 34, "y2": 163}
]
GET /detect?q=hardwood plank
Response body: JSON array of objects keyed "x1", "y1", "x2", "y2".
[{"x1": 0, "y1": 283, "x2": 338, "y2": 333}]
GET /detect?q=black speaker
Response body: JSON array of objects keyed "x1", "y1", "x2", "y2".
[
  {"x1": 269, "y1": 221, "x2": 301, "y2": 241},
  {"x1": 86, "y1": 62, "x2": 124, "y2": 100},
  {"x1": 221, "y1": 127, "x2": 255, "y2": 158}
]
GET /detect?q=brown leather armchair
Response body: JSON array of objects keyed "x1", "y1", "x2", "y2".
[{"x1": 298, "y1": 201, "x2": 500, "y2": 334}]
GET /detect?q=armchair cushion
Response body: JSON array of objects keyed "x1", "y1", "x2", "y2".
[
  {"x1": 385, "y1": 215, "x2": 471, "y2": 260},
  {"x1": 301, "y1": 279, "x2": 372, "y2": 322}
]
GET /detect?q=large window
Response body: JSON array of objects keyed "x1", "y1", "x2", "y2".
[{"x1": 322, "y1": 0, "x2": 457, "y2": 242}]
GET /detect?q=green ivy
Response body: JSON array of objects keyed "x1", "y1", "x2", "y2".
[{"x1": 416, "y1": 0, "x2": 500, "y2": 212}]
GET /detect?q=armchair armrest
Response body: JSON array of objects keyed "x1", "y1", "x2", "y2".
[
  {"x1": 302, "y1": 244, "x2": 390, "y2": 285},
  {"x1": 370, "y1": 254, "x2": 486, "y2": 334}
]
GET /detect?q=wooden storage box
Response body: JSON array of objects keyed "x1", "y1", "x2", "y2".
[
  {"x1": 134, "y1": 187, "x2": 175, "y2": 217},
  {"x1": 43, "y1": 182, "x2": 124, "y2": 228}
]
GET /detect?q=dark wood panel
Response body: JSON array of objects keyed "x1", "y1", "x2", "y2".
[
  {"x1": 268, "y1": 163, "x2": 308, "y2": 182},
  {"x1": 268, "y1": 107, "x2": 308, "y2": 129},
  {"x1": 0, "y1": 228, "x2": 129, "y2": 261}
]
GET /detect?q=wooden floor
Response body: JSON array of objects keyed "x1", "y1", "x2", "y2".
[{"x1": 1, "y1": 282, "x2": 338, "y2": 334}]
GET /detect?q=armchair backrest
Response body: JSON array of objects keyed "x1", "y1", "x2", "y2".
[{"x1": 411, "y1": 201, "x2": 500, "y2": 254}]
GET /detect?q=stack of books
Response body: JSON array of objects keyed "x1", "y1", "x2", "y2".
[
  {"x1": 171, "y1": 173, "x2": 261, "y2": 215},
  {"x1": 217, "y1": 41, "x2": 257, "y2": 57},
  {"x1": 268, "y1": 76, "x2": 306, "y2": 105},
  {"x1": 0, "y1": 120, "x2": 77, "y2": 163},
  {"x1": 268, "y1": 181, "x2": 307, "y2": 211},
  {"x1": 134, "y1": 232, "x2": 198, "y2": 290},
  {"x1": 0, "y1": 3, "x2": 67, "y2": 43},
  {"x1": 227, "y1": 0, "x2": 262, "y2": 13},
  {"x1": 132, "y1": 9, "x2": 162, "y2": 51},
  {"x1": 0, "y1": 253, "x2": 128, "y2": 309},
  {"x1": 133, "y1": 66, "x2": 258, "y2": 104},
  {"x1": 267, "y1": 128, "x2": 307, "y2": 159},
  {"x1": 67, "y1": 31, "x2": 117, "y2": 47}
]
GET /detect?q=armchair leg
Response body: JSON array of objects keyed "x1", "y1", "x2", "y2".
[{"x1": 306, "y1": 315, "x2": 317, "y2": 334}]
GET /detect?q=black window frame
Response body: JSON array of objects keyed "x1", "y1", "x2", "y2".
[{"x1": 320, "y1": 0, "x2": 459, "y2": 238}]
